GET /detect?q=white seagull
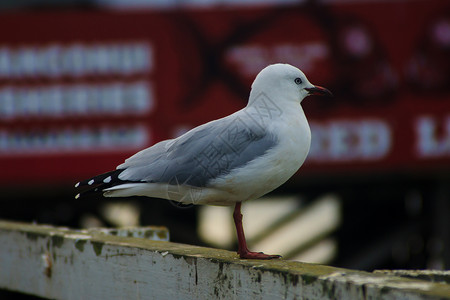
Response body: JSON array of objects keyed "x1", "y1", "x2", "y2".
[{"x1": 75, "y1": 63, "x2": 332, "y2": 259}]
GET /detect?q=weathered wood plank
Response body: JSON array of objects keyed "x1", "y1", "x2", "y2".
[{"x1": 0, "y1": 220, "x2": 449, "y2": 300}]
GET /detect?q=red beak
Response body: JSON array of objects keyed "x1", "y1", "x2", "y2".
[{"x1": 305, "y1": 85, "x2": 333, "y2": 97}]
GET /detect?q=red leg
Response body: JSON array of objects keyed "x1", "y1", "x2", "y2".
[{"x1": 233, "y1": 202, "x2": 281, "y2": 259}]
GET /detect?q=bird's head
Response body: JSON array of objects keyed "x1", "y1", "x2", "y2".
[{"x1": 249, "y1": 63, "x2": 332, "y2": 106}]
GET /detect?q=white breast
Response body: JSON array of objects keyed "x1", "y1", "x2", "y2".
[{"x1": 206, "y1": 107, "x2": 311, "y2": 205}]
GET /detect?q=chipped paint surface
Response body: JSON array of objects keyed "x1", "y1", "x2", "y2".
[
  {"x1": 319, "y1": 271, "x2": 437, "y2": 299},
  {"x1": 0, "y1": 220, "x2": 449, "y2": 300},
  {"x1": 375, "y1": 270, "x2": 450, "y2": 284},
  {"x1": 41, "y1": 252, "x2": 52, "y2": 278}
]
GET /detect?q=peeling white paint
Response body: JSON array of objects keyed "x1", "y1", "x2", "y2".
[{"x1": 66, "y1": 234, "x2": 91, "y2": 240}]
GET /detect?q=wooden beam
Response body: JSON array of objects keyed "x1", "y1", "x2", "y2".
[{"x1": 0, "y1": 220, "x2": 449, "y2": 299}]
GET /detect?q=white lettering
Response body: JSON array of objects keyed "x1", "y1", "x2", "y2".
[
  {"x1": 416, "y1": 116, "x2": 450, "y2": 157},
  {"x1": 309, "y1": 120, "x2": 391, "y2": 161},
  {"x1": 0, "y1": 82, "x2": 153, "y2": 119},
  {"x1": 0, "y1": 42, "x2": 152, "y2": 78},
  {"x1": 0, "y1": 126, "x2": 149, "y2": 155}
]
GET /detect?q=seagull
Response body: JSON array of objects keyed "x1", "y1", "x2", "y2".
[{"x1": 75, "y1": 63, "x2": 332, "y2": 259}]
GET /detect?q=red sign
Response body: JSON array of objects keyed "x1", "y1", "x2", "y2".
[{"x1": 1, "y1": 0, "x2": 449, "y2": 184}]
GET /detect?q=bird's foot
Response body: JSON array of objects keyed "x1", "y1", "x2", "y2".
[{"x1": 238, "y1": 250, "x2": 281, "y2": 260}]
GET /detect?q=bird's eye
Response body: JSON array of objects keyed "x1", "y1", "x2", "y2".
[{"x1": 294, "y1": 77, "x2": 302, "y2": 85}]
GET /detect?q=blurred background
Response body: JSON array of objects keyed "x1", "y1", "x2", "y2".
[{"x1": 0, "y1": 0, "x2": 449, "y2": 289}]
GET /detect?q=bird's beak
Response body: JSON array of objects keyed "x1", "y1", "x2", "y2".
[{"x1": 305, "y1": 85, "x2": 333, "y2": 97}]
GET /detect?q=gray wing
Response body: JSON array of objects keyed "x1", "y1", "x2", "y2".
[{"x1": 117, "y1": 114, "x2": 277, "y2": 187}]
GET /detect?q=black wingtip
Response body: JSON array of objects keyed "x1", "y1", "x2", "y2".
[
  {"x1": 75, "y1": 170, "x2": 123, "y2": 188},
  {"x1": 74, "y1": 169, "x2": 121, "y2": 199},
  {"x1": 74, "y1": 169, "x2": 135, "y2": 199},
  {"x1": 74, "y1": 186, "x2": 102, "y2": 199}
]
